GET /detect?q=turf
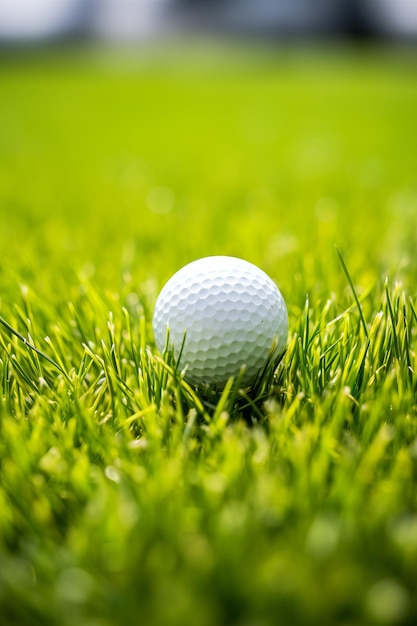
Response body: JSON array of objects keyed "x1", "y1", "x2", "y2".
[{"x1": 0, "y1": 42, "x2": 417, "y2": 626}]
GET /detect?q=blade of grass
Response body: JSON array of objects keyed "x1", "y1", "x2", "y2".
[{"x1": 335, "y1": 246, "x2": 370, "y2": 342}]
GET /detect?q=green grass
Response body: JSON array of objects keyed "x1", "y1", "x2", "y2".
[{"x1": 0, "y1": 42, "x2": 417, "y2": 626}]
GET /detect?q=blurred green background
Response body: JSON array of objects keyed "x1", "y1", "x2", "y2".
[{"x1": 1, "y1": 44, "x2": 416, "y2": 313}]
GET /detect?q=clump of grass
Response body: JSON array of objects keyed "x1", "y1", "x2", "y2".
[{"x1": 0, "y1": 251, "x2": 416, "y2": 625}]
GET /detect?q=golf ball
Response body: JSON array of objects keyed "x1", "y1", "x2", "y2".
[{"x1": 152, "y1": 256, "x2": 288, "y2": 387}]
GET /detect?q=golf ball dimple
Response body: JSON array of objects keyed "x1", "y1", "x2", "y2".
[{"x1": 152, "y1": 256, "x2": 288, "y2": 387}]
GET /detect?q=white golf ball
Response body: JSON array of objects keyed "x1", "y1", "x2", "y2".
[{"x1": 152, "y1": 256, "x2": 288, "y2": 387}]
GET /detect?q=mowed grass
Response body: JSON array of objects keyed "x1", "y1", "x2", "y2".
[{"x1": 0, "y1": 43, "x2": 417, "y2": 626}]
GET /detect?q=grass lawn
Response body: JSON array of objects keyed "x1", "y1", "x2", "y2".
[{"x1": 0, "y1": 42, "x2": 417, "y2": 626}]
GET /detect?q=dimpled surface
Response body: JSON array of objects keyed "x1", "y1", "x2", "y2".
[{"x1": 152, "y1": 256, "x2": 288, "y2": 387}]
